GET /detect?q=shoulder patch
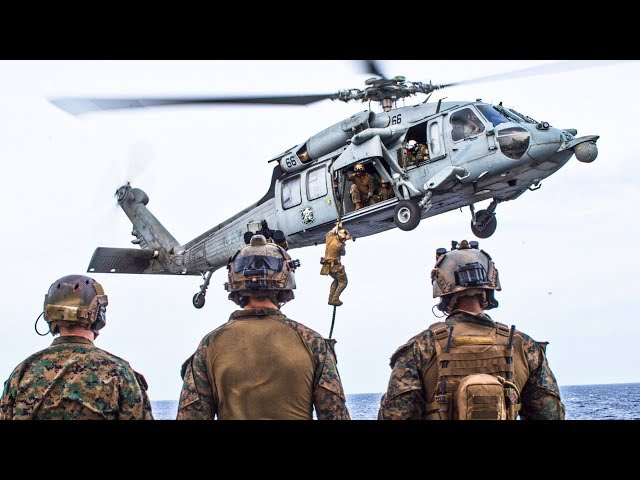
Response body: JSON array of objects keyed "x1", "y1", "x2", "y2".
[
  {"x1": 181, "y1": 354, "x2": 195, "y2": 380},
  {"x1": 134, "y1": 371, "x2": 149, "y2": 391}
]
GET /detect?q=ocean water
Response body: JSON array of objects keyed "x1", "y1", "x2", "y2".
[{"x1": 151, "y1": 382, "x2": 640, "y2": 420}]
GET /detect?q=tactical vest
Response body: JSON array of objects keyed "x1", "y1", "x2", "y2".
[{"x1": 424, "y1": 320, "x2": 526, "y2": 420}]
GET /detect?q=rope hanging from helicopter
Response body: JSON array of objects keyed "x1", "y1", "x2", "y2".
[{"x1": 328, "y1": 173, "x2": 348, "y2": 339}]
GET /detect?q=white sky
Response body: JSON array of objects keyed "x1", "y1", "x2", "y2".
[{"x1": 1, "y1": 60, "x2": 638, "y2": 402}]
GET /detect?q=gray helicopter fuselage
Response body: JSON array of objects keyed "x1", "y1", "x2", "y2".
[
  {"x1": 273, "y1": 100, "x2": 597, "y2": 246},
  {"x1": 88, "y1": 99, "x2": 598, "y2": 280}
]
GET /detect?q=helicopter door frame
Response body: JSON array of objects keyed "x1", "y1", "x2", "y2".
[
  {"x1": 447, "y1": 105, "x2": 493, "y2": 166},
  {"x1": 274, "y1": 160, "x2": 337, "y2": 235},
  {"x1": 426, "y1": 115, "x2": 447, "y2": 163}
]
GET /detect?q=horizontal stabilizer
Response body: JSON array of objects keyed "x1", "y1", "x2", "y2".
[{"x1": 87, "y1": 247, "x2": 156, "y2": 274}]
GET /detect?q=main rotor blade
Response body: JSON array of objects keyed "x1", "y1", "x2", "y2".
[
  {"x1": 49, "y1": 94, "x2": 337, "y2": 115},
  {"x1": 443, "y1": 60, "x2": 631, "y2": 88},
  {"x1": 362, "y1": 60, "x2": 387, "y2": 79}
]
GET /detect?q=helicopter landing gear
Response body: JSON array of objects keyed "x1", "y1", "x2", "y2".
[
  {"x1": 470, "y1": 200, "x2": 499, "y2": 239},
  {"x1": 192, "y1": 270, "x2": 213, "y2": 309},
  {"x1": 418, "y1": 191, "x2": 432, "y2": 213},
  {"x1": 394, "y1": 200, "x2": 421, "y2": 231}
]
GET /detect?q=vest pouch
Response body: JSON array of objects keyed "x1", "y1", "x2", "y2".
[
  {"x1": 320, "y1": 257, "x2": 330, "y2": 275},
  {"x1": 425, "y1": 393, "x2": 452, "y2": 420},
  {"x1": 503, "y1": 379, "x2": 521, "y2": 420},
  {"x1": 455, "y1": 374, "x2": 508, "y2": 420}
]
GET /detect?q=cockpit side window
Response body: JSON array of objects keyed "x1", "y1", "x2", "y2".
[
  {"x1": 476, "y1": 104, "x2": 510, "y2": 127},
  {"x1": 450, "y1": 107, "x2": 485, "y2": 142},
  {"x1": 281, "y1": 175, "x2": 302, "y2": 209}
]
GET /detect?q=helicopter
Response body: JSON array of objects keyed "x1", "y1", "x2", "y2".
[{"x1": 49, "y1": 61, "x2": 601, "y2": 308}]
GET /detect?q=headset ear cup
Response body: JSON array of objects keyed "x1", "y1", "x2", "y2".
[
  {"x1": 93, "y1": 306, "x2": 107, "y2": 331},
  {"x1": 486, "y1": 290, "x2": 499, "y2": 310}
]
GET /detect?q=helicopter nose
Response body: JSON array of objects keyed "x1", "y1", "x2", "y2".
[{"x1": 529, "y1": 125, "x2": 577, "y2": 163}]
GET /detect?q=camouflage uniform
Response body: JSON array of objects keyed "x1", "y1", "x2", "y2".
[
  {"x1": 324, "y1": 230, "x2": 348, "y2": 306},
  {"x1": 377, "y1": 184, "x2": 395, "y2": 201},
  {"x1": 347, "y1": 171, "x2": 375, "y2": 209},
  {"x1": 378, "y1": 310, "x2": 565, "y2": 420},
  {"x1": 176, "y1": 308, "x2": 350, "y2": 420},
  {"x1": 407, "y1": 144, "x2": 430, "y2": 166},
  {"x1": 0, "y1": 336, "x2": 153, "y2": 420}
]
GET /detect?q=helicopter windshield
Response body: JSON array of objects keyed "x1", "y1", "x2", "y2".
[{"x1": 476, "y1": 104, "x2": 511, "y2": 127}]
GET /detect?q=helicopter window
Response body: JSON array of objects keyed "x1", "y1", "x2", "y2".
[
  {"x1": 497, "y1": 127, "x2": 530, "y2": 160},
  {"x1": 476, "y1": 104, "x2": 510, "y2": 127},
  {"x1": 307, "y1": 165, "x2": 328, "y2": 200},
  {"x1": 450, "y1": 108, "x2": 485, "y2": 142},
  {"x1": 494, "y1": 105, "x2": 523, "y2": 123},
  {"x1": 429, "y1": 122, "x2": 442, "y2": 156},
  {"x1": 281, "y1": 175, "x2": 302, "y2": 209}
]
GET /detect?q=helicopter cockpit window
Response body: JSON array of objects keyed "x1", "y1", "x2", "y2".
[
  {"x1": 494, "y1": 105, "x2": 523, "y2": 123},
  {"x1": 497, "y1": 127, "x2": 530, "y2": 160},
  {"x1": 307, "y1": 165, "x2": 328, "y2": 201},
  {"x1": 450, "y1": 108, "x2": 485, "y2": 142},
  {"x1": 281, "y1": 175, "x2": 302, "y2": 209},
  {"x1": 476, "y1": 104, "x2": 510, "y2": 127}
]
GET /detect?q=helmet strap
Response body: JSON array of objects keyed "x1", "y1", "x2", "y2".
[{"x1": 34, "y1": 312, "x2": 51, "y2": 336}]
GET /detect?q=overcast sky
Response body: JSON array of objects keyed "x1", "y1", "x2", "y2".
[{"x1": 1, "y1": 60, "x2": 638, "y2": 403}]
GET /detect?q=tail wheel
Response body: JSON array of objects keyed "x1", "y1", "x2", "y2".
[
  {"x1": 393, "y1": 200, "x2": 421, "y2": 231},
  {"x1": 193, "y1": 292, "x2": 206, "y2": 309},
  {"x1": 471, "y1": 209, "x2": 498, "y2": 238}
]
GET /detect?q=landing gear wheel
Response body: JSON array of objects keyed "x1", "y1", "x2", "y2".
[
  {"x1": 471, "y1": 209, "x2": 498, "y2": 238},
  {"x1": 193, "y1": 292, "x2": 206, "y2": 309},
  {"x1": 393, "y1": 200, "x2": 421, "y2": 231}
]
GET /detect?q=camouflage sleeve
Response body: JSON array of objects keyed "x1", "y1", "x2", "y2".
[
  {"x1": 134, "y1": 371, "x2": 154, "y2": 420},
  {"x1": 519, "y1": 336, "x2": 565, "y2": 420},
  {"x1": 313, "y1": 339, "x2": 350, "y2": 420},
  {"x1": 367, "y1": 176, "x2": 375, "y2": 194},
  {"x1": 176, "y1": 338, "x2": 217, "y2": 420},
  {"x1": 0, "y1": 377, "x2": 16, "y2": 420},
  {"x1": 117, "y1": 365, "x2": 154, "y2": 420},
  {"x1": 378, "y1": 337, "x2": 426, "y2": 420}
]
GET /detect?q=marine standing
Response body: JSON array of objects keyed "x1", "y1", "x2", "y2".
[
  {"x1": 176, "y1": 235, "x2": 350, "y2": 420},
  {"x1": 0, "y1": 274, "x2": 153, "y2": 420},
  {"x1": 378, "y1": 240, "x2": 565, "y2": 420}
]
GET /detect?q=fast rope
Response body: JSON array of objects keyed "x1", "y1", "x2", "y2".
[
  {"x1": 329, "y1": 306, "x2": 337, "y2": 339},
  {"x1": 328, "y1": 174, "x2": 347, "y2": 340}
]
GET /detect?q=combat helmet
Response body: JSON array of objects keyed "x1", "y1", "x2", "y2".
[
  {"x1": 225, "y1": 234, "x2": 300, "y2": 307},
  {"x1": 42, "y1": 274, "x2": 109, "y2": 335},
  {"x1": 431, "y1": 240, "x2": 500, "y2": 313}
]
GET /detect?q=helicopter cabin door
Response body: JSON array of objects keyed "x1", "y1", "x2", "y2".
[
  {"x1": 426, "y1": 116, "x2": 446, "y2": 162},
  {"x1": 446, "y1": 105, "x2": 493, "y2": 166},
  {"x1": 275, "y1": 161, "x2": 336, "y2": 235}
]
